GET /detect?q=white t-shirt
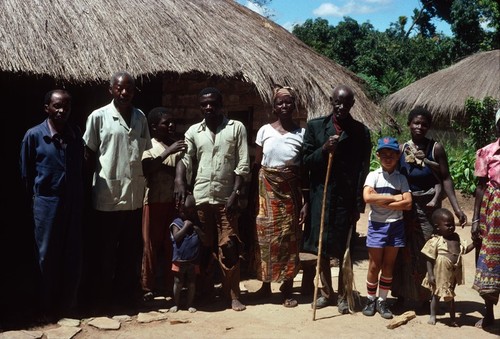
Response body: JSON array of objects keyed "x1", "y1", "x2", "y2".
[
  {"x1": 255, "y1": 124, "x2": 305, "y2": 167},
  {"x1": 364, "y1": 167, "x2": 410, "y2": 223}
]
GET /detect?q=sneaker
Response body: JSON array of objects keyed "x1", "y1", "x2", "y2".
[
  {"x1": 362, "y1": 298, "x2": 376, "y2": 316},
  {"x1": 337, "y1": 296, "x2": 350, "y2": 314},
  {"x1": 143, "y1": 292, "x2": 154, "y2": 302},
  {"x1": 311, "y1": 296, "x2": 330, "y2": 309},
  {"x1": 377, "y1": 299, "x2": 393, "y2": 319}
]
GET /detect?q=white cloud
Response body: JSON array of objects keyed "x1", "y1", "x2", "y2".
[
  {"x1": 281, "y1": 21, "x2": 303, "y2": 32},
  {"x1": 364, "y1": 0, "x2": 392, "y2": 4},
  {"x1": 244, "y1": 1, "x2": 266, "y2": 16},
  {"x1": 313, "y1": 1, "x2": 383, "y2": 18}
]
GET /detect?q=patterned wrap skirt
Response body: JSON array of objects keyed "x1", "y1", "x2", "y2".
[
  {"x1": 473, "y1": 183, "x2": 500, "y2": 304},
  {"x1": 254, "y1": 166, "x2": 302, "y2": 283},
  {"x1": 391, "y1": 190, "x2": 438, "y2": 302}
]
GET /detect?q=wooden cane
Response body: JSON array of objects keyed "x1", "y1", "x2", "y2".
[
  {"x1": 342, "y1": 223, "x2": 356, "y2": 313},
  {"x1": 312, "y1": 152, "x2": 333, "y2": 321}
]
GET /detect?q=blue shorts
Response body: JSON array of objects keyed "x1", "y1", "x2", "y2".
[{"x1": 366, "y1": 219, "x2": 405, "y2": 248}]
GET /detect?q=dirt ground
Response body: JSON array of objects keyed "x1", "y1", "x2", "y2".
[{"x1": 12, "y1": 193, "x2": 500, "y2": 338}]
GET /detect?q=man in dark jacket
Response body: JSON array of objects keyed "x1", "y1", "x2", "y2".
[{"x1": 302, "y1": 84, "x2": 371, "y2": 314}]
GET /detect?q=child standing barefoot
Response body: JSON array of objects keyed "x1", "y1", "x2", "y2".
[
  {"x1": 170, "y1": 195, "x2": 206, "y2": 313},
  {"x1": 362, "y1": 137, "x2": 412, "y2": 319},
  {"x1": 141, "y1": 107, "x2": 186, "y2": 301},
  {"x1": 422, "y1": 208, "x2": 475, "y2": 326}
]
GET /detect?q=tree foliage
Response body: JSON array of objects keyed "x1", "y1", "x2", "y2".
[
  {"x1": 447, "y1": 96, "x2": 498, "y2": 195},
  {"x1": 292, "y1": 18, "x2": 335, "y2": 59},
  {"x1": 292, "y1": 16, "x2": 456, "y2": 102},
  {"x1": 290, "y1": 0, "x2": 496, "y2": 101}
]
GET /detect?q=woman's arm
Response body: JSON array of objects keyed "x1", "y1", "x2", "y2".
[
  {"x1": 471, "y1": 177, "x2": 487, "y2": 240},
  {"x1": 433, "y1": 142, "x2": 467, "y2": 225}
]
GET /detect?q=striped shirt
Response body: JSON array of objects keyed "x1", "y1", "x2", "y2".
[{"x1": 364, "y1": 167, "x2": 410, "y2": 223}]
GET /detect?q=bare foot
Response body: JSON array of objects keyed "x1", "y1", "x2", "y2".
[
  {"x1": 428, "y1": 316, "x2": 436, "y2": 325},
  {"x1": 169, "y1": 306, "x2": 179, "y2": 313},
  {"x1": 188, "y1": 307, "x2": 197, "y2": 313},
  {"x1": 231, "y1": 299, "x2": 246, "y2": 311}
]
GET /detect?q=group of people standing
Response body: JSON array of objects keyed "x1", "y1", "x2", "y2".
[{"x1": 20, "y1": 71, "x2": 498, "y2": 329}]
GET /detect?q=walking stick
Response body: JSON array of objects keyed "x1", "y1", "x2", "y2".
[
  {"x1": 342, "y1": 223, "x2": 356, "y2": 313},
  {"x1": 312, "y1": 152, "x2": 333, "y2": 321}
]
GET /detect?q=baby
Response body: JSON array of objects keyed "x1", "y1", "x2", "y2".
[{"x1": 421, "y1": 208, "x2": 474, "y2": 326}]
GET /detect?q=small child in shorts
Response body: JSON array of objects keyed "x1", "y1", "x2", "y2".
[
  {"x1": 169, "y1": 195, "x2": 206, "y2": 313},
  {"x1": 421, "y1": 208, "x2": 475, "y2": 326},
  {"x1": 362, "y1": 137, "x2": 413, "y2": 319}
]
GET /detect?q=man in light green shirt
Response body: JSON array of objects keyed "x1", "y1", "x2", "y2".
[{"x1": 175, "y1": 87, "x2": 250, "y2": 311}]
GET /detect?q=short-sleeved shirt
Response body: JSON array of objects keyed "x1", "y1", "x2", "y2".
[
  {"x1": 83, "y1": 101, "x2": 152, "y2": 211},
  {"x1": 364, "y1": 167, "x2": 411, "y2": 223},
  {"x1": 142, "y1": 138, "x2": 182, "y2": 204},
  {"x1": 255, "y1": 124, "x2": 305, "y2": 167},
  {"x1": 474, "y1": 138, "x2": 500, "y2": 187},
  {"x1": 170, "y1": 217, "x2": 200, "y2": 262},
  {"x1": 181, "y1": 117, "x2": 250, "y2": 205}
]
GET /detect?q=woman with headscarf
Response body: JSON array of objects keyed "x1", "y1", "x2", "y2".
[
  {"x1": 251, "y1": 85, "x2": 308, "y2": 308},
  {"x1": 392, "y1": 106, "x2": 467, "y2": 308},
  {"x1": 471, "y1": 109, "x2": 500, "y2": 329}
]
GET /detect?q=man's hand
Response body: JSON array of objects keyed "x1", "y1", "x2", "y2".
[
  {"x1": 322, "y1": 135, "x2": 340, "y2": 154},
  {"x1": 225, "y1": 192, "x2": 240, "y2": 220},
  {"x1": 174, "y1": 179, "x2": 187, "y2": 209}
]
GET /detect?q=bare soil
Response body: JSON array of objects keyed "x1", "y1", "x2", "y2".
[{"x1": 17, "y1": 193, "x2": 500, "y2": 338}]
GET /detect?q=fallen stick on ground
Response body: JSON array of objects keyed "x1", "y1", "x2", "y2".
[{"x1": 386, "y1": 311, "x2": 417, "y2": 329}]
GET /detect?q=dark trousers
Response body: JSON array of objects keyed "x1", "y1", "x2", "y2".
[{"x1": 88, "y1": 209, "x2": 143, "y2": 309}]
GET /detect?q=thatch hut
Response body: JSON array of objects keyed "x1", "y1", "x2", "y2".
[
  {"x1": 0, "y1": 0, "x2": 384, "y2": 322},
  {"x1": 383, "y1": 49, "x2": 500, "y2": 126},
  {"x1": 1, "y1": 0, "x2": 384, "y2": 129}
]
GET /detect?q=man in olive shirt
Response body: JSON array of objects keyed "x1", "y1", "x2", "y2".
[{"x1": 174, "y1": 87, "x2": 250, "y2": 311}]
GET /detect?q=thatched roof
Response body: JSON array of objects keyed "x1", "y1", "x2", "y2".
[
  {"x1": 383, "y1": 49, "x2": 500, "y2": 124},
  {"x1": 0, "y1": 0, "x2": 384, "y2": 129}
]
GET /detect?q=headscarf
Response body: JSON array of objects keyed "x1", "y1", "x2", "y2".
[{"x1": 272, "y1": 85, "x2": 297, "y2": 102}]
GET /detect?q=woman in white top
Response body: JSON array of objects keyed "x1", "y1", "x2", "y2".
[{"x1": 251, "y1": 85, "x2": 308, "y2": 308}]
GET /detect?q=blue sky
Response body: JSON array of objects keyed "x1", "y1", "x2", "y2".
[{"x1": 237, "y1": 0, "x2": 452, "y2": 35}]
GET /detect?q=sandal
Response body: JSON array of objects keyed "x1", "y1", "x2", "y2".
[{"x1": 283, "y1": 298, "x2": 298, "y2": 308}]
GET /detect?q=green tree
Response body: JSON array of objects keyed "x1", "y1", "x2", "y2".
[
  {"x1": 459, "y1": 96, "x2": 499, "y2": 149},
  {"x1": 419, "y1": 0, "x2": 498, "y2": 50},
  {"x1": 478, "y1": 0, "x2": 500, "y2": 49},
  {"x1": 290, "y1": 4, "x2": 491, "y2": 102},
  {"x1": 450, "y1": 0, "x2": 483, "y2": 56},
  {"x1": 292, "y1": 18, "x2": 335, "y2": 59},
  {"x1": 448, "y1": 96, "x2": 498, "y2": 194},
  {"x1": 330, "y1": 17, "x2": 373, "y2": 69}
]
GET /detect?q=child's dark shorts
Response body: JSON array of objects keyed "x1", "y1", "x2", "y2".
[{"x1": 366, "y1": 219, "x2": 405, "y2": 248}]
